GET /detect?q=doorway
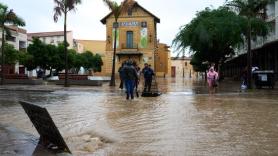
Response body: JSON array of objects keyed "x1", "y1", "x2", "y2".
[{"x1": 171, "y1": 66, "x2": 176, "y2": 77}]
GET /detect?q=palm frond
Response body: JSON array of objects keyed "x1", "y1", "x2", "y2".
[
  {"x1": 121, "y1": 0, "x2": 136, "y2": 13},
  {"x1": 66, "y1": 0, "x2": 82, "y2": 12},
  {"x1": 53, "y1": 6, "x2": 62, "y2": 22},
  {"x1": 103, "y1": 0, "x2": 116, "y2": 10},
  {"x1": 103, "y1": 0, "x2": 136, "y2": 20},
  {"x1": 54, "y1": 0, "x2": 64, "y2": 8},
  {"x1": 5, "y1": 10, "x2": 25, "y2": 26},
  {"x1": 0, "y1": 3, "x2": 8, "y2": 23}
]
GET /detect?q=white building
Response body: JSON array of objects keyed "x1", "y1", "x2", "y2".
[
  {"x1": 27, "y1": 31, "x2": 74, "y2": 49},
  {"x1": 0, "y1": 25, "x2": 27, "y2": 74},
  {"x1": 225, "y1": 1, "x2": 278, "y2": 77},
  {"x1": 235, "y1": 1, "x2": 278, "y2": 56},
  {"x1": 0, "y1": 25, "x2": 27, "y2": 51}
]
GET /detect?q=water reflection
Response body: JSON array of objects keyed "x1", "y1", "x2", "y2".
[{"x1": 0, "y1": 78, "x2": 278, "y2": 155}]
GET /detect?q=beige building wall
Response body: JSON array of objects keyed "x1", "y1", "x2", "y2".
[
  {"x1": 76, "y1": 40, "x2": 107, "y2": 76},
  {"x1": 171, "y1": 57, "x2": 194, "y2": 78},
  {"x1": 155, "y1": 43, "x2": 171, "y2": 77},
  {"x1": 27, "y1": 31, "x2": 73, "y2": 49}
]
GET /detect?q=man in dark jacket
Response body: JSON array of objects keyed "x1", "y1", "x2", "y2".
[
  {"x1": 142, "y1": 63, "x2": 154, "y2": 92},
  {"x1": 123, "y1": 61, "x2": 138, "y2": 100}
]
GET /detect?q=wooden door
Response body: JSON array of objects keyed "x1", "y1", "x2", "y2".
[{"x1": 171, "y1": 66, "x2": 176, "y2": 77}]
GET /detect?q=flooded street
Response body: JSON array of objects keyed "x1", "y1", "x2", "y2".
[{"x1": 1, "y1": 78, "x2": 278, "y2": 155}]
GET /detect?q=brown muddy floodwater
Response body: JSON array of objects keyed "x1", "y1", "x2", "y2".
[{"x1": 0, "y1": 78, "x2": 278, "y2": 156}]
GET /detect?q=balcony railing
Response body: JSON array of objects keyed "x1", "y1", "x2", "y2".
[
  {"x1": 121, "y1": 43, "x2": 138, "y2": 49},
  {"x1": 252, "y1": 32, "x2": 276, "y2": 49}
]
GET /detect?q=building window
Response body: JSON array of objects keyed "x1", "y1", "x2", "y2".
[
  {"x1": 6, "y1": 35, "x2": 16, "y2": 42},
  {"x1": 185, "y1": 62, "x2": 188, "y2": 66},
  {"x1": 128, "y1": 8, "x2": 132, "y2": 16},
  {"x1": 126, "y1": 31, "x2": 133, "y2": 48},
  {"x1": 19, "y1": 41, "x2": 26, "y2": 51},
  {"x1": 141, "y1": 22, "x2": 147, "y2": 28}
]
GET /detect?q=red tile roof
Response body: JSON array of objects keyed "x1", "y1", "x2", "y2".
[
  {"x1": 101, "y1": 0, "x2": 160, "y2": 24},
  {"x1": 5, "y1": 25, "x2": 27, "y2": 34},
  {"x1": 27, "y1": 31, "x2": 72, "y2": 38}
]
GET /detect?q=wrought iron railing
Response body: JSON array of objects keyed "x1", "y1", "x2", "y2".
[{"x1": 121, "y1": 43, "x2": 138, "y2": 49}]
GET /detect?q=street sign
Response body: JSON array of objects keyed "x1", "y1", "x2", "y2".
[{"x1": 19, "y1": 101, "x2": 71, "y2": 154}]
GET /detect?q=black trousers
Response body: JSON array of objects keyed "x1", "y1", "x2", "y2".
[
  {"x1": 144, "y1": 78, "x2": 152, "y2": 92},
  {"x1": 119, "y1": 79, "x2": 123, "y2": 89}
]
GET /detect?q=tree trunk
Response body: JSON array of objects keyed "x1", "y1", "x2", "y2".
[
  {"x1": 50, "y1": 67, "x2": 53, "y2": 76},
  {"x1": 182, "y1": 67, "x2": 184, "y2": 78},
  {"x1": 217, "y1": 61, "x2": 222, "y2": 81},
  {"x1": 1, "y1": 25, "x2": 5, "y2": 85},
  {"x1": 109, "y1": 20, "x2": 118, "y2": 86},
  {"x1": 64, "y1": 12, "x2": 69, "y2": 87},
  {"x1": 247, "y1": 19, "x2": 252, "y2": 89},
  {"x1": 204, "y1": 71, "x2": 207, "y2": 81}
]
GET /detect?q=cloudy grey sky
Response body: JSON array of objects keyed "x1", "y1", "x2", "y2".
[{"x1": 2, "y1": 0, "x2": 225, "y2": 47}]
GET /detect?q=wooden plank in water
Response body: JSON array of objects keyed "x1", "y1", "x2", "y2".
[{"x1": 19, "y1": 101, "x2": 71, "y2": 153}]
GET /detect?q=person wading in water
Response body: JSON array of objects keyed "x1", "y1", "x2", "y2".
[
  {"x1": 207, "y1": 67, "x2": 218, "y2": 94},
  {"x1": 142, "y1": 63, "x2": 154, "y2": 92},
  {"x1": 123, "y1": 61, "x2": 138, "y2": 100}
]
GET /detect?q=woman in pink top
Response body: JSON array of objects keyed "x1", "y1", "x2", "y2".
[{"x1": 207, "y1": 67, "x2": 218, "y2": 94}]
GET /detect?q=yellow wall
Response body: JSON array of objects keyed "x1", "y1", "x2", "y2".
[
  {"x1": 77, "y1": 40, "x2": 106, "y2": 53},
  {"x1": 76, "y1": 1, "x2": 171, "y2": 77},
  {"x1": 76, "y1": 40, "x2": 107, "y2": 76},
  {"x1": 155, "y1": 43, "x2": 171, "y2": 77},
  {"x1": 103, "y1": 3, "x2": 158, "y2": 76}
]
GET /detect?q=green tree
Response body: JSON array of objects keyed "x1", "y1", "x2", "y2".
[
  {"x1": 46, "y1": 44, "x2": 60, "y2": 76},
  {"x1": 0, "y1": 2, "x2": 25, "y2": 84},
  {"x1": 67, "y1": 48, "x2": 78, "y2": 70},
  {"x1": 53, "y1": 0, "x2": 82, "y2": 87},
  {"x1": 92, "y1": 54, "x2": 103, "y2": 72},
  {"x1": 103, "y1": 0, "x2": 135, "y2": 86},
  {"x1": 27, "y1": 38, "x2": 49, "y2": 70},
  {"x1": 17, "y1": 51, "x2": 35, "y2": 71},
  {"x1": 0, "y1": 43, "x2": 18, "y2": 65},
  {"x1": 226, "y1": 0, "x2": 274, "y2": 89},
  {"x1": 172, "y1": 7, "x2": 246, "y2": 74},
  {"x1": 24, "y1": 38, "x2": 65, "y2": 75},
  {"x1": 72, "y1": 52, "x2": 84, "y2": 74}
]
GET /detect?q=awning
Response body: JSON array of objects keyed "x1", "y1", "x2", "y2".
[{"x1": 116, "y1": 51, "x2": 143, "y2": 55}]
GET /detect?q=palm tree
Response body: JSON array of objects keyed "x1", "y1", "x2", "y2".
[
  {"x1": 0, "y1": 3, "x2": 25, "y2": 85},
  {"x1": 226, "y1": 0, "x2": 274, "y2": 89},
  {"x1": 102, "y1": 0, "x2": 135, "y2": 86},
  {"x1": 53, "y1": 0, "x2": 81, "y2": 87}
]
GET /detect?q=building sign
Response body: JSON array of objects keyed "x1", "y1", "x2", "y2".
[
  {"x1": 119, "y1": 21, "x2": 140, "y2": 27},
  {"x1": 117, "y1": 21, "x2": 147, "y2": 27},
  {"x1": 140, "y1": 28, "x2": 148, "y2": 48}
]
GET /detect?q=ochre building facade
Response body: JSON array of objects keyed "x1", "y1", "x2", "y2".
[{"x1": 101, "y1": 0, "x2": 162, "y2": 76}]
